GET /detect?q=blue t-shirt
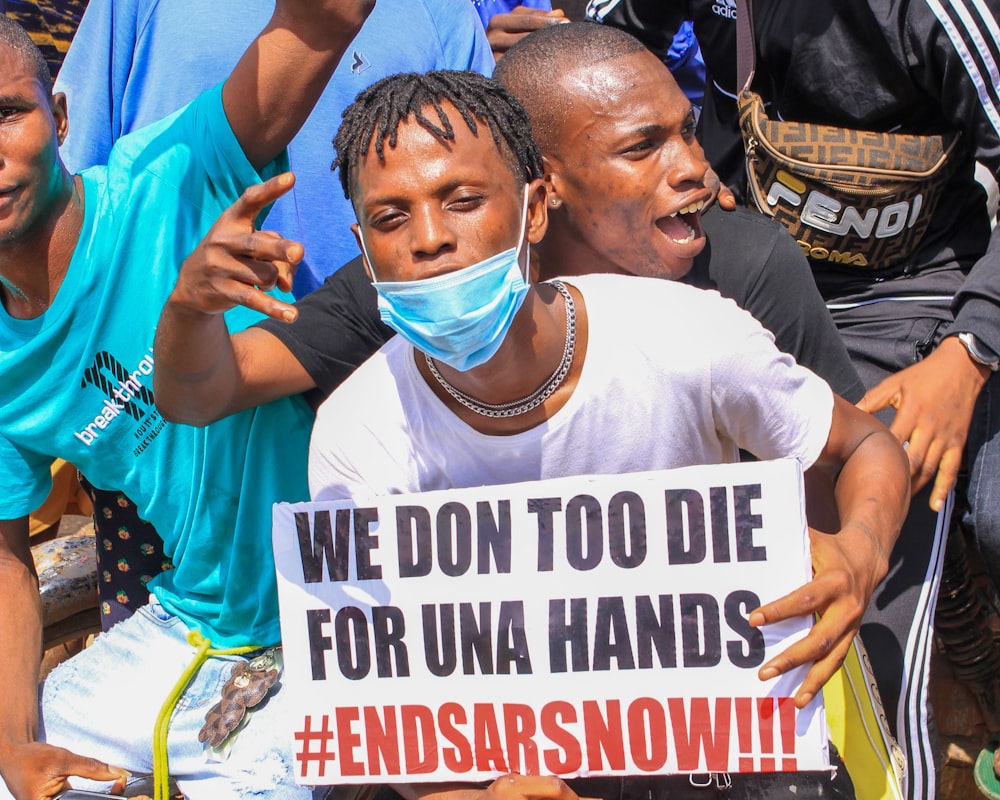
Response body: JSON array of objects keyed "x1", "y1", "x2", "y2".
[
  {"x1": 0, "y1": 85, "x2": 312, "y2": 647},
  {"x1": 54, "y1": 0, "x2": 495, "y2": 298}
]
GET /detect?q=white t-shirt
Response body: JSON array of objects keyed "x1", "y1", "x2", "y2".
[{"x1": 309, "y1": 273, "x2": 834, "y2": 502}]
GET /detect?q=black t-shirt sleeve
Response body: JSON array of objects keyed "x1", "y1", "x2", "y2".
[
  {"x1": 255, "y1": 256, "x2": 395, "y2": 409},
  {"x1": 692, "y1": 206, "x2": 866, "y2": 402}
]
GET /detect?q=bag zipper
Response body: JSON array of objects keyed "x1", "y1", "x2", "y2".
[
  {"x1": 745, "y1": 138, "x2": 946, "y2": 198},
  {"x1": 741, "y1": 96, "x2": 956, "y2": 182}
]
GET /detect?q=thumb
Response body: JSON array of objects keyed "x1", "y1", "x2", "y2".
[
  {"x1": 61, "y1": 752, "x2": 131, "y2": 784},
  {"x1": 717, "y1": 183, "x2": 737, "y2": 211},
  {"x1": 856, "y1": 382, "x2": 894, "y2": 415}
]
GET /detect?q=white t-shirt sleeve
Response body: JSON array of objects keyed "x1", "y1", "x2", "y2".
[{"x1": 708, "y1": 303, "x2": 834, "y2": 469}]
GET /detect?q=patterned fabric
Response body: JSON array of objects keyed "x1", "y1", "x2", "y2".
[
  {"x1": 79, "y1": 477, "x2": 172, "y2": 630},
  {"x1": 738, "y1": 91, "x2": 960, "y2": 273}
]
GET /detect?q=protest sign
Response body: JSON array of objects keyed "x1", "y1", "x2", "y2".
[{"x1": 272, "y1": 459, "x2": 829, "y2": 784}]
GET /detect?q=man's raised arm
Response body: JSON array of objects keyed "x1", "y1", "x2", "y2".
[
  {"x1": 154, "y1": 1, "x2": 374, "y2": 423},
  {"x1": 222, "y1": 0, "x2": 374, "y2": 170}
]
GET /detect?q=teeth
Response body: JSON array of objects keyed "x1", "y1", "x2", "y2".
[
  {"x1": 670, "y1": 217, "x2": 696, "y2": 244},
  {"x1": 670, "y1": 199, "x2": 706, "y2": 217}
]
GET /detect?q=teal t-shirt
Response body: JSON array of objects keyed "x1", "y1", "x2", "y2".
[{"x1": 0, "y1": 84, "x2": 312, "y2": 647}]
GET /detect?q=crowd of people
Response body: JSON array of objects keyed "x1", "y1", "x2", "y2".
[{"x1": 0, "y1": 1, "x2": 997, "y2": 799}]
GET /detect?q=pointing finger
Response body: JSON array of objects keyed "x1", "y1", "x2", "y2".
[{"x1": 229, "y1": 172, "x2": 296, "y2": 224}]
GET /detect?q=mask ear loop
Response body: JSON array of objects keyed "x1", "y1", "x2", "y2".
[
  {"x1": 356, "y1": 226, "x2": 378, "y2": 283},
  {"x1": 514, "y1": 183, "x2": 531, "y2": 283}
]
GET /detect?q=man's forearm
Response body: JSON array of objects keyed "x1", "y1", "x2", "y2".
[
  {"x1": 153, "y1": 302, "x2": 244, "y2": 425},
  {"x1": 833, "y1": 427, "x2": 910, "y2": 591},
  {"x1": 223, "y1": 0, "x2": 375, "y2": 170},
  {"x1": 0, "y1": 522, "x2": 44, "y2": 766}
]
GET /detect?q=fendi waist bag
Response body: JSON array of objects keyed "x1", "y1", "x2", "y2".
[{"x1": 738, "y1": 90, "x2": 961, "y2": 273}]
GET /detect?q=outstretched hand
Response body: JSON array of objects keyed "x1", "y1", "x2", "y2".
[
  {"x1": 486, "y1": 6, "x2": 568, "y2": 61},
  {"x1": 748, "y1": 521, "x2": 888, "y2": 708},
  {"x1": 858, "y1": 336, "x2": 989, "y2": 512},
  {"x1": 167, "y1": 172, "x2": 303, "y2": 324},
  {"x1": 1, "y1": 740, "x2": 129, "y2": 800}
]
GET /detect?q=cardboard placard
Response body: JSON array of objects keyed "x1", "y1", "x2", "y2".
[{"x1": 273, "y1": 459, "x2": 828, "y2": 784}]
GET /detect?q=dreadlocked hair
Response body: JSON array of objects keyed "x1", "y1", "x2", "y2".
[{"x1": 333, "y1": 70, "x2": 543, "y2": 199}]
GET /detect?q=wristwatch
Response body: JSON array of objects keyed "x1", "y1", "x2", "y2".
[{"x1": 956, "y1": 332, "x2": 1000, "y2": 372}]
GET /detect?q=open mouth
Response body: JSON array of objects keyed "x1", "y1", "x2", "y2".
[{"x1": 658, "y1": 199, "x2": 706, "y2": 244}]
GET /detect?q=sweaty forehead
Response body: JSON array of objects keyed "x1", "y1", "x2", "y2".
[
  {"x1": 0, "y1": 37, "x2": 36, "y2": 71},
  {"x1": 563, "y1": 49, "x2": 678, "y2": 110},
  {"x1": 354, "y1": 105, "x2": 521, "y2": 193},
  {"x1": 0, "y1": 47, "x2": 45, "y2": 95},
  {"x1": 551, "y1": 52, "x2": 687, "y2": 144}
]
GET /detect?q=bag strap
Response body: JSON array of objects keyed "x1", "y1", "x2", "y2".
[{"x1": 735, "y1": 0, "x2": 756, "y2": 93}]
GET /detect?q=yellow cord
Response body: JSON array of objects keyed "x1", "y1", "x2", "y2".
[{"x1": 152, "y1": 630, "x2": 260, "y2": 800}]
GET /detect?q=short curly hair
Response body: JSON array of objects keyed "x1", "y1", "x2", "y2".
[{"x1": 332, "y1": 69, "x2": 543, "y2": 200}]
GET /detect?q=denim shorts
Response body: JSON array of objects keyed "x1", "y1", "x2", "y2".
[{"x1": 1, "y1": 597, "x2": 319, "y2": 800}]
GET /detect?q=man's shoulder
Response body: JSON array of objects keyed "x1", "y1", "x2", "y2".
[
  {"x1": 96, "y1": 82, "x2": 273, "y2": 220},
  {"x1": 701, "y1": 205, "x2": 787, "y2": 255},
  {"x1": 691, "y1": 205, "x2": 808, "y2": 296},
  {"x1": 577, "y1": 275, "x2": 779, "y2": 377},
  {"x1": 396, "y1": 0, "x2": 493, "y2": 72},
  {"x1": 311, "y1": 336, "x2": 414, "y2": 450},
  {"x1": 262, "y1": 256, "x2": 384, "y2": 343},
  {"x1": 104, "y1": 83, "x2": 225, "y2": 163},
  {"x1": 307, "y1": 257, "x2": 376, "y2": 310},
  {"x1": 325, "y1": 335, "x2": 409, "y2": 397},
  {"x1": 567, "y1": 271, "x2": 722, "y2": 302}
]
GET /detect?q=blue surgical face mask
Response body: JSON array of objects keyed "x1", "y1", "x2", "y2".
[{"x1": 361, "y1": 186, "x2": 531, "y2": 372}]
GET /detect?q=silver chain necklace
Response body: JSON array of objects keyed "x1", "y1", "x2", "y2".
[{"x1": 424, "y1": 280, "x2": 576, "y2": 418}]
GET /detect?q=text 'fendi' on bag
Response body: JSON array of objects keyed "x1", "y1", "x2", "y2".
[{"x1": 738, "y1": 90, "x2": 961, "y2": 272}]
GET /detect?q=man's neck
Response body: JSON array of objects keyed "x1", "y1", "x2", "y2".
[
  {"x1": 535, "y1": 221, "x2": 621, "y2": 281},
  {"x1": 417, "y1": 282, "x2": 589, "y2": 436},
  {"x1": 0, "y1": 174, "x2": 84, "y2": 321}
]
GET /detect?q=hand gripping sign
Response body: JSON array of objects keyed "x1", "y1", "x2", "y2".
[{"x1": 272, "y1": 460, "x2": 829, "y2": 784}]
